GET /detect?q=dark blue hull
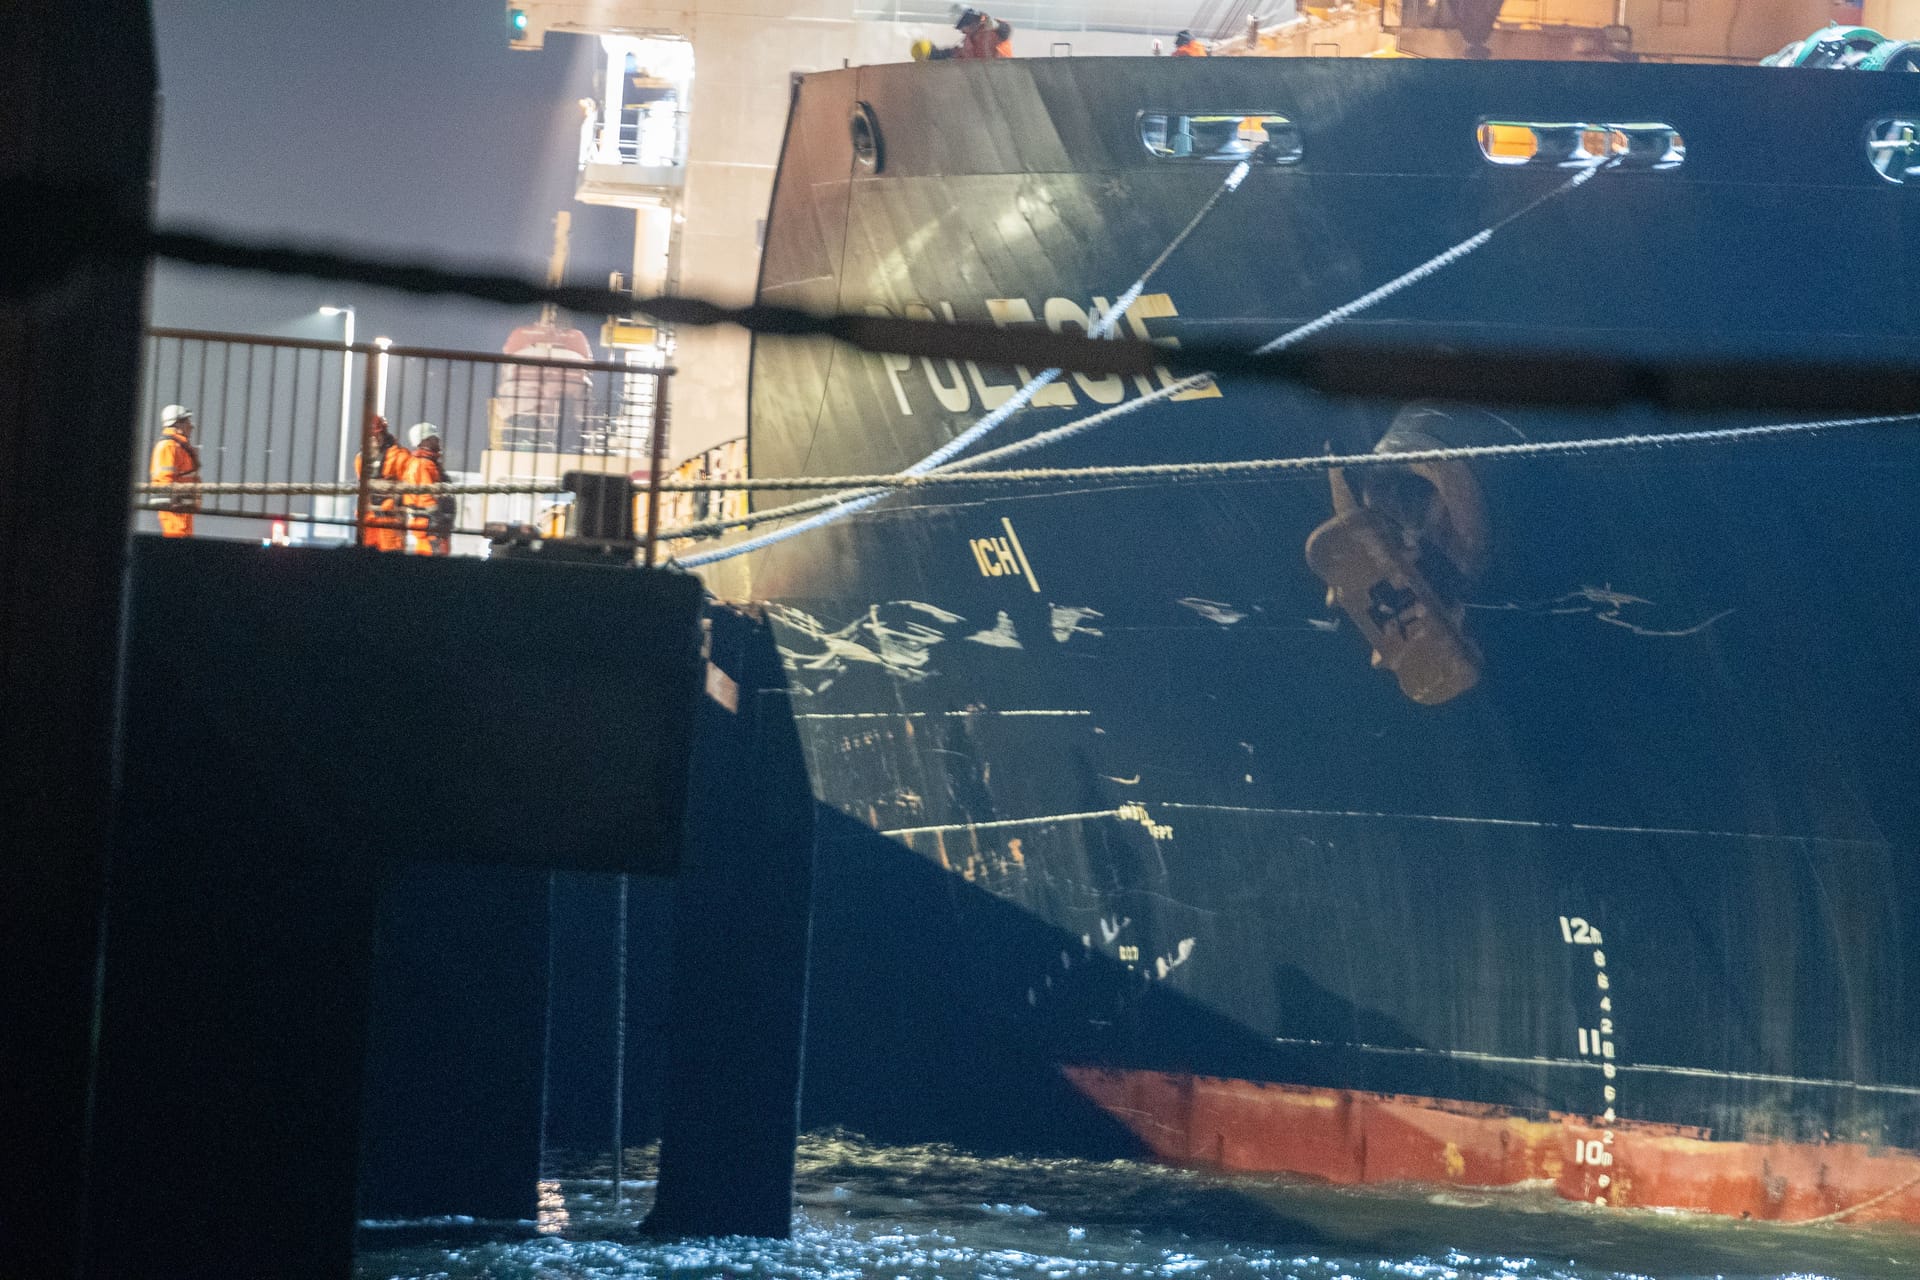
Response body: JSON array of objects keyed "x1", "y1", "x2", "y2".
[{"x1": 734, "y1": 56, "x2": 1920, "y2": 1220}]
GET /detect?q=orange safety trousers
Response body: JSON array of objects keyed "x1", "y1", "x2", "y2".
[{"x1": 364, "y1": 512, "x2": 407, "y2": 553}]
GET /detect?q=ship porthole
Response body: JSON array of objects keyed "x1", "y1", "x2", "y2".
[{"x1": 850, "y1": 101, "x2": 883, "y2": 173}]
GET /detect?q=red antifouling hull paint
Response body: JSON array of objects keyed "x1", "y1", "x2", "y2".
[{"x1": 1063, "y1": 1067, "x2": 1920, "y2": 1226}]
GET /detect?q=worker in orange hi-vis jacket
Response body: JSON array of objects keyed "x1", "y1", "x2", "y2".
[
  {"x1": 915, "y1": 9, "x2": 1011, "y2": 59},
  {"x1": 985, "y1": 17, "x2": 1013, "y2": 58},
  {"x1": 353, "y1": 416, "x2": 412, "y2": 552},
  {"x1": 956, "y1": 9, "x2": 1012, "y2": 58},
  {"x1": 1171, "y1": 29, "x2": 1209, "y2": 56},
  {"x1": 149, "y1": 404, "x2": 202, "y2": 537},
  {"x1": 400, "y1": 422, "x2": 452, "y2": 556}
]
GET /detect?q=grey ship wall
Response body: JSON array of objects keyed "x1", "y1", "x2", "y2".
[{"x1": 732, "y1": 54, "x2": 1920, "y2": 1163}]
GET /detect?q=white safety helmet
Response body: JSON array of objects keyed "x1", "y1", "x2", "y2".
[
  {"x1": 407, "y1": 422, "x2": 441, "y2": 448},
  {"x1": 161, "y1": 404, "x2": 193, "y2": 429}
]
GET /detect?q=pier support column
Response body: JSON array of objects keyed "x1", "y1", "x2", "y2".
[
  {"x1": 645, "y1": 606, "x2": 817, "y2": 1239},
  {"x1": 0, "y1": 5, "x2": 155, "y2": 1276},
  {"x1": 356, "y1": 863, "x2": 553, "y2": 1223},
  {"x1": 87, "y1": 541, "x2": 703, "y2": 1277}
]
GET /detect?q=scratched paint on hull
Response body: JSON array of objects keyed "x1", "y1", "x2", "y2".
[{"x1": 1064, "y1": 1067, "x2": 1920, "y2": 1226}]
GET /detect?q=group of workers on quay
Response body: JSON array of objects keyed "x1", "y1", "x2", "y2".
[
  {"x1": 147, "y1": 13, "x2": 1218, "y2": 544},
  {"x1": 147, "y1": 406, "x2": 451, "y2": 554},
  {"x1": 355, "y1": 415, "x2": 452, "y2": 555},
  {"x1": 911, "y1": 13, "x2": 1212, "y2": 60}
]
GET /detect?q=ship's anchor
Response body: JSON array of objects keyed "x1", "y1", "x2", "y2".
[{"x1": 1304, "y1": 421, "x2": 1489, "y2": 706}]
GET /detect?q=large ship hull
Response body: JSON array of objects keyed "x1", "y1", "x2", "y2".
[{"x1": 734, "y1": 56, "x2": 1920, "y2": 1225}]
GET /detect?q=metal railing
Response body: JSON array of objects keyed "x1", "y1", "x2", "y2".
[
  {"x1": 580, "y1": 108, "x2": 690, "y2": 171},
  {"x1": 136, "y1": 328, "x2": 675, "y2": 560},
  {"x1": 1186, "y1": 0, "x2": 1261, "y2": 39},
  {"x1": 852, "y1": 0, "x2": 1280, "y2": 36}
]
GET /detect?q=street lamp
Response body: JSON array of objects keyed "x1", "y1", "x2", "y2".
[
  {"x1": 374, "y1": 336, "x2": 392, "y2": 418},
  {"x1": 320, "y1": 305, "x2": 355, "y2": 537}
]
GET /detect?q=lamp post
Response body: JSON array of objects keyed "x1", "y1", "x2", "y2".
[
  {"x1": 320, "y1": 305, "x2": 355, "y2": 537},
  {"x1": 374, "y1": 336, "x2": 392, "y2": 418}
]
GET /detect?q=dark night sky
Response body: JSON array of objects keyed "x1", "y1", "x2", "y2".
[{"x1": 150, "y1": 0, "x2": 635, "y2": 353}]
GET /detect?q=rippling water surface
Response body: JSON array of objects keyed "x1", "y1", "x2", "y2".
[{"x1": 354, "y1": 1133, "x2": 1917, "y2": 1280}]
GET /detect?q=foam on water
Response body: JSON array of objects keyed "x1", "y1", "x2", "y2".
[{"x1": 355, "y1": 1132, "x2": 1916, "y2": 1280}]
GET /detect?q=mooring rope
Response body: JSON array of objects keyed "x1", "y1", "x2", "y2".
[
  {"x1": 909, "y1": 156, "x2": 1255, "y2": 474},
  {"x1": 135, "y1": 407, "x2": 1920, "y2": 512},
  {"x1": 1255, "y1": 159, "x2": 1609, "y2": 355},
  {"x1": 645, "y1": 411, "x2": 1920, "y2": 539},
  {"x1": 673, "y1": 158, "x2": 1261, "y2": 569},
  {"x1": 130, "y1": 163, "x2": 1260, "y2": 516},
  {"x1": 672, "y1": 161, "x2": 1614, "y2": 568},
  {"x1": 926, "y1": 162, "x2": 1617, "y2": 477}
]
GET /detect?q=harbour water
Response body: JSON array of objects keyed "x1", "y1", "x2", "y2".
[{"x1": 355, "y1": 1132, "x2": 1919, "y2": 1279}]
